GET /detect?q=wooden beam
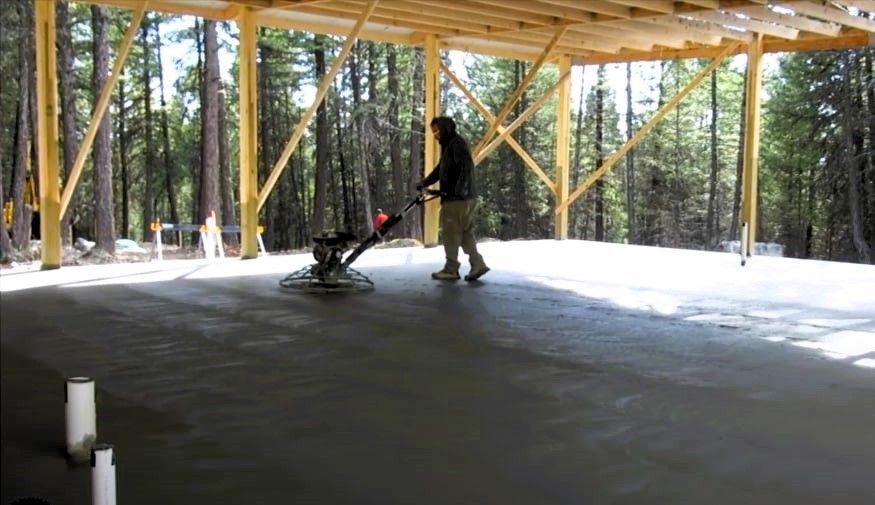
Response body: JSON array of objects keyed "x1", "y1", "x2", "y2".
[
  {"x1": 238, "y1": 7, "x2": 259, "y2": 259},
  {"x1": 554, "y1": 55, "x2": 571, "y2": 240},
  {"x1": 647, "y1": 16, "x2": 754, "y2": 42},
  {"x1": 781, "y1": 1, "x2": 875, "y2": 32},
  {"x1": 833, "y1": 0, "x2": 875, "y2": 12},
  {"x1": 687, "y1": 10, "x2": 800, "y2": 39},
  {"x1": 35, "y1": 0, "x2": 61, "y2": 269},
  {"x1": 66, "y1": 0, "x2": 229, "y2": 20},
  {"x1": 423, "y1": 34, "x2": 440, "y2": 247},
  {"x1": 254, "y1": 11, "x2": 415, "y2": 45},
  {"x1": 729, "y1": 5, "x2": 841, "y2": 37},
  {"x1": 257, "y1": 0, "x2": 378, "y2": 212},
  {"x1": 606, "y1": 0, "x2": 675, "y2": 14},
  {"x1": 557, "y1": 42, "x2": 741, "y2": 214},
  {"x1": 408, "y1": 0, "x2": 557, "y2": 25},
  {"x1": 60, "y1": 2, "x2": 146, "y2": 220},
  {"x1": 574, "y1": 31, "x2": 869, "y2": 64},
  {"x1": 537, "y1": 0, "x2": 632, "y2": 19},
  {"x1": 453, "y1": 29, "x2": 620, "y2": 54},
  {"x1": 475, "y1": 69, "x2": 572, "y2": 165},
  {"x1": 625, "y1": 19, "x2": 724, "y2": 45},
  {"x1": 441, "y1": 38, "x2": 550, "y2": 61},
  {"x1": 440, "y1": 61, "x2": 556, "y2": 193},
  {"x1": 741, "y1": 34, "x2": 763, "y2": 259},
  {"x1": 473, "y1": 25, "x2": 568, "y2": 157}
]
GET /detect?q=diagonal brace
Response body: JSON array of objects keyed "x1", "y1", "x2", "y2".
[
  {"x1": 60, "y1": 2, "x2": 147, "y2": 220},
  {"x1": 440, "y1": 61, "x2": 556, "y2": 194},
  {"x1": 475, "y1": 69, "x2": 572, "y2": 166},
  {"x1": 555, "y1": 42, "x2": 740, "y2": 215},
  {"x1": 473, "y1": 25, "x2": 568, "y2": 158},
  {"x1": 257, "y1": 0, "x2": 378, "y2": 212}
]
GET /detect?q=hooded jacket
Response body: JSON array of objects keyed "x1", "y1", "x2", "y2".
[{"x1": 422, "y1": 117, "x2": 476, "y2": 201}]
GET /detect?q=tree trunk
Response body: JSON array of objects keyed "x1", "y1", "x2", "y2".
[
  {"x1": 0, "y1": 95, "x2": 11, "y2": 257},
  {"x1": 311, "y1": 34, "x2": 330, "y2": 236},
  {"x1": 729, "y1": 71, "x2": 747, "y2": 242},
  {"x1": 864, "y1": 50, "x2": 875, "y2": 263},
  {"x1": 407, "y1": 48, "x2": 423, "y2": 240},
  {"x1": 218, "y1": 89, "x2": 238, "y2": 246},
  {"x1": 571, "y1": 69, "x2": 585, "y2": 238},
  {"x1": 91, "y1": 5, "x2": 115, "y2": 253},
  {"x1": 625, "y1": 62, "x2": 636, "y2": 244},
  {"x1": 155, "y1": 23, "x2": 180, "y2": 234},
  {"x1": 387, "y1": 45, "x2": 404, "y2": 216},
  {"x1": 348, "y1": 41, "x2": 373, "y2": 235},
  {"x1": 117, "y1": 70, "x2": 130, "y2": 238},
  {"x1": 513, "y1": 60, "x2": 528, "y2": 239},
  {"x1": 11, "y1": 0, "x2": 31, "y2": 250},
  {"x1": 594, "y1": 65, "x2": 605, "y2": 242},
  {"x1": 367, "y1": 42, "x2": 382, "y2": 211},
  {"x1": 199, "y1": 20, "x2": 221, "y2": 230},
  {"x1": 843, "y1": 52, "x2": 871, "y2": 263},
  {"x1": 706, "y1": 69, "x2": 719, "y2": 249},
  {"x1": 57, "y1": 0, "x2": 78, "y2": 244},
  {"x1": 141, "y1": 20, "x2": 155, "y2": 241}
]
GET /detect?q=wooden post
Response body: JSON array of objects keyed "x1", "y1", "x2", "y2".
[
  {"x1": 35, "y1": 0, "x2": 61, "y2": 269},
  {"x1": 238, "y1": 7, "x2": 258, "y2": 259},
  {"x1": 741, "y1": 34, "x2": 763, "y2": 260},
  {"x1": 423, "y1": 34, "x2": 440, "y2": 247},
  {"x1": 555, "y1": 55, "x2": 571, "y2": 240}
]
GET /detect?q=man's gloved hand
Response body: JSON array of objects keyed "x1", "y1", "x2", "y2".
[{"x1": 415, "y1": 182, "x2": 424, "y2": 192}]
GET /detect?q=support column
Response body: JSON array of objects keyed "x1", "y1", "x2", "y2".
[
  {"x1": 35, "y1": 0, "x2": 61, "y2": 269},
  {"x1": 554, "y1": 55, "x2": 571, "y2": 240},
  {"x1": 238, "y1": 7, "x2": 258, "y2": 259},
  {"x1": 741, "y1": 34, "x2": 763, "y2": 260},
  {"x1": 423, "y1": 34, "x2": 440, "y2": 247}
]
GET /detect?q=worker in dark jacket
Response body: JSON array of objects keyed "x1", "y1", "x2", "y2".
[{"x1": 418, "y1": 116, "x2": 489, "y2": 281}]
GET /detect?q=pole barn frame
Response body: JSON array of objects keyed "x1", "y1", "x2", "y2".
[{"x1": 35, "y1": 0, "x2": 875, "y2": 268}]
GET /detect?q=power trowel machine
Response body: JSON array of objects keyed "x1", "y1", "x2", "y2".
[{"x1": 279, "y1": 190, "x2": 439, "y2": 293}]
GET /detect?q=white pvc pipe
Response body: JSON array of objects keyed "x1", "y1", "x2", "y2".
[
  {"x1": 65, "y1": 377, "x2": 96, "y2": 461},
  {"x1": 91, "y1": 444, "x2": 117, "y2": 505}
]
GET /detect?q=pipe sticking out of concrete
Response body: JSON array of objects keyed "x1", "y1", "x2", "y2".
[
  {"x1": 91, "y1": 444, "x2": 116, "y2": 505},
  {"x1": 65, "y1": 377, "x2": 96, "y2": 461}
]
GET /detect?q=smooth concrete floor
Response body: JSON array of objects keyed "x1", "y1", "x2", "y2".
[{"x1": 2, "y1": 243, "x2": 874, "y2": 504}]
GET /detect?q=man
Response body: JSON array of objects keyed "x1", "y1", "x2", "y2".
[
  {"x1": 373, "y1": 208, "x2": 389, "y2": 232},
  {"x1": 419, "y1": 116, "x2": 490, "y2": 282}
]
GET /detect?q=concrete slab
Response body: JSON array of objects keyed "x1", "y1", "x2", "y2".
[{"x1": 2, "y1": 240, "x2": 874, "y2": 504}]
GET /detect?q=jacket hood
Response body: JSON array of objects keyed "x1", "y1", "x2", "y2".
[{"x1": 432, "y1": 116, "x2": 458, "y2": 146}]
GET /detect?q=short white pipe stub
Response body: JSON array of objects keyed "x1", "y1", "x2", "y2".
[
  {"x1": 65, "y1": 377, "x2": 96, "y2": 461},
  {"x1": 91, "y1": 443, "x2": 117, "y2": 505}
]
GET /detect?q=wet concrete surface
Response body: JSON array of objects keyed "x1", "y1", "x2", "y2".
[{"x1": 2, "y1": 243, "x2": 875, "y2": 504}]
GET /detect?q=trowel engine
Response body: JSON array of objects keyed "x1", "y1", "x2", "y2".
[{"x1": 279, "y1": 191, "x2": 436, "y2": 293}]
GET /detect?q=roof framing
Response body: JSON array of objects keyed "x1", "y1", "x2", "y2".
[{"x1": 68, "y1": 0, "x2": 874, "y2": 64}]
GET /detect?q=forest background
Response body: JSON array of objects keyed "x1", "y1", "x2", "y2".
[{"x1": 1, "y1": 1, "x2": 873, "y2": 264}]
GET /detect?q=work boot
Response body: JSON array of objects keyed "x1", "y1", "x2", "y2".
[
  {"x1": 464, "y1": 264, "x2": 490, "y2": 282},
  {"x1": 431, "y1": 260, "x2": 460, "y2": 281}
]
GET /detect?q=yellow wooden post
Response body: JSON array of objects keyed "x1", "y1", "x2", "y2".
[
  {"x1": 741, "y1": 34, "x2": 763, "y2": 260},
  {"x1": 35, "y1": 0, "x2": 61, "y2": 269},
  {"x1": 238, "y1": 7, "x2": 258, "y2": 259},
  {"x1": 423, "y1": 34, "x2": 440, "y2": 247},
  {"x1": 555, "y1": 55, "x2": 571, "y2": 240}
]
